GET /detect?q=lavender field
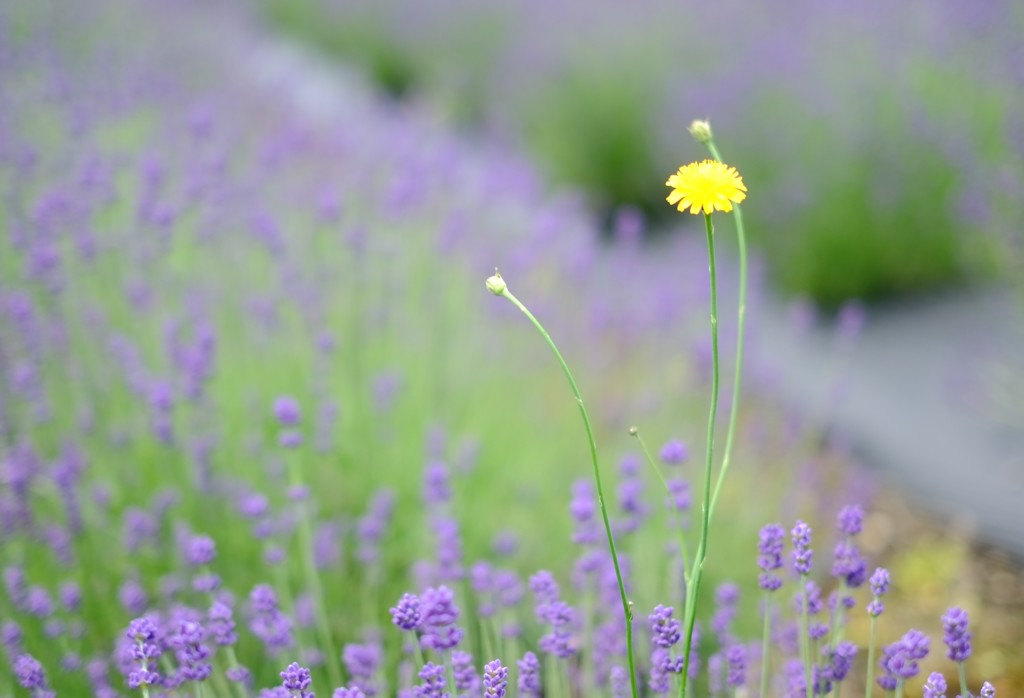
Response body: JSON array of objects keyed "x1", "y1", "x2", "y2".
[{"x1": 1, "y1": 1, "x2": 1022, "y2": 697}]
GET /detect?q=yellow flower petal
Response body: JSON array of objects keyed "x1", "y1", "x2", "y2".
[{"x1": 665, "y1": 160, "x2": 747, "y2": 216}]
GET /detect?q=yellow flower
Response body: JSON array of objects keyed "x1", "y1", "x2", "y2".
[{"x1": 665, "y1": 159, "x2": 747, "y2": 215}]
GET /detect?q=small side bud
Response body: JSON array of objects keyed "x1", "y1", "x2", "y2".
[
  {"x1": 688, "y1": 119, "x2": 713, "y2": 144},
  {"x1": 628, "y1": 426, "x2": 638, "y2": 436},
  {"x1": 485, "y1": 272, "x2": 507, "y2": 296}
]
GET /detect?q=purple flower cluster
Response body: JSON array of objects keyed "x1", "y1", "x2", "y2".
[
  {"x1": 757, "y1": 523, "x2": 786, "y2": 591},
  {"x1": 530, "y1": 571, "x2": 576, "y2": 658},
  {"x1": 482, "y1": 659, "x2": 508, "y2": 698},
  {"x1": 790, "y1": 520, "x2": 813, "y2": 576},
  {"x1": 419, "y1": 586, "x2": 464, "y2": 652},
  {"x1": 941, "y1": 607, "x2": 972, "y2": 662},
  {"x1": 125, "y1": 618, "x2": 162, "y2": 689},
  {"x1": 878, "y1": 629, "x2": 930, "y2": 690},
  {"x1": 249, "y1": 585, "x2": 294, "y2": 657}
]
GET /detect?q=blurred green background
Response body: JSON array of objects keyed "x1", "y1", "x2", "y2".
[{"x1": 265, "y1": 0, "x2": 1023, "y2": 308}]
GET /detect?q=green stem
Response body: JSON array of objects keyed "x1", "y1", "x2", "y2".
[
  {"x1": 679, "y1": 212, "x2": 721, "y2": 698},
  {"x1": 496, "y1": 284, "x2": 638, "y2": 698},
  {"x1": 705, "y1": 139, "x2": 747, "y2": 523},
  {"x1": 760, "y1": 592, "x2": 773, "y2": 698},
  {"x1": 864, "y1": 614, "x2": 878, "y2": 698},
  {"x1": 799, "y1": 576, "x2": 813, "y2": 698},
  {"x1": 445, "y1": 650, "x2": 456, "y2": 698},
  {"x1": 895, "y1": 679, "x2": 904, "y2": 698},
  {"x1": 957, "y1": 662, "x2": 968, "y2": 698}
]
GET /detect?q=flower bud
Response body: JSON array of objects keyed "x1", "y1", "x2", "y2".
[
  {"x1": 485, "y1": 273, "x2": 507, "y2": 296},
  {"x1": 688, "y1": 119, "x2": 713, "y2": 144}
]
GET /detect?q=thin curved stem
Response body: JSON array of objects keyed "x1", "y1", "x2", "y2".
[
  {"x1": 496, "y1": 285, "x2": 638, "y2": 698},
  {"x1": 705, "y1": 139, "x2": 747, "y2": 522},
  {"x1": 679, "y1": 212, "x2": 720, "y2": 697}
]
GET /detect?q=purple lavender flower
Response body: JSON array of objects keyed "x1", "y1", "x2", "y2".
[
  {"x1": 941, "y1": 607, "x2": 972, "y2": 662},
  {"x1": 617, "y1": 467, "x2": 648, "y2": 535},
  {"x1": 390, "y1": 593, "x2": 421, "y2": 631},
  {"x1": 356, "y1": 489, "x2": 394, "y2": 565},
  {"x1": 125, "y1": 617, "x2": 161, "y2": 689},
  {"x1": 416, "y1": 662, "x2": 446, "y2": 698},
  {"x1": 419, "y1": 586, "x2": 463, "y2": 651},
  {"x1": 482, "y1": 659, "x2": 508, "y2": 698},
  {"x1": 791, "y1": 520, "x2": 813, "y2": 575},
  {"x1": 423, "y1": 461, "x2": 451, "y2": 506},
  {"x1": 529, "y1": 571, "x2": 560, "y2": 614},
  {"x1": 659, "y1": 439, "x2": 688, "y2": 464},
  {"x1": 868, "y1": 567, "x2": 890, "y2": 617},
  {"x1": 273, "y1": 397, "x2": 301, "y2": 426},
  {"x1": 881, "y1": 629, "x2": 930, "y2": 684},
  {"x1": 15, "y1": 654, "x2": 54, "y2": 696},
  {"x1": 279, "y1": 430, "x2": 304, "y2": 448},
  {"x1": 342, "y1": 642, "x2": 381, "y2": 696},
  {"x1": 4, "y1": 566, "x2": 26, "y2": 608},
  {"x1": 119, "y1": 579, "x2": 148, "y2": 615},
  {"x1": 281, "y1": 662, "x2": 313, "y2": 698},
  {"x1": 452, "y1": 650, "x2": 480, "y2": 693},
  {"x1": 831, "y1": 540, "x2": 867, "y2": 589},
  {"x1": 432, "y1": 515, "x2": 464, "y2": 582},
  {"x1": 184, "y1": 533, "x2": 216, "y2": 565},
  {"x1": 227, "y1": 666, "x2": 252, "y2": 684},
  {"x1": 923, "y1": 672, "x2": 948, "y2": 698},
  {"x1": 711, "y1": 583, "x2": 739, "y2": 640},
  {"x1": 725, "y1": 643, "x2": 746, "y2": 688},
  {"x1": 171, "y1": 619, "x2": 212, "y2": 682},
  {"x1": 665, "y1": 478, "x2": 690, "y2": 513},
  {"x1": 2, "y1": 621, "x2": 22, "y2": 652},
  {"x1": 837, "y1": 504, "x2": 864, "y2": 536},
  {"x1": 517, "y1": 652, "x2": 541, "y2": 697},
  {"x1": 208, "y1": 601, "x2": 237, "y2": 646},
  {"x1": 334, "y1": 689, "x2": 367, "y2": 698},
  {"x1": 570, "y1": 479, "x2": 599, "y2": 545},
  {"x1": 980, "y1": 681, "x2": 995, "y2": 698},
  {"x1": 649, "y1": 605, "x2": 681, "y2": 648},
  {"x1": 610, "y1": 665, "x2": 630, "y2": 698},
  {"x1": 758, "y1": 523, "x2": 785, "y2": 592},
  {"x1": 249, "y1": 585, "x2": 294, "y2": 656},
  {"x1": 25, "y1": 586, "x2": 53, "y2": 617},
  {"x1": 59, "y1": 581, "x2": 82, "y2": 612}
]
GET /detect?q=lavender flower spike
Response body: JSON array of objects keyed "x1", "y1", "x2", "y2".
[
  {"x1": 281, "y1": 662, "x2": 314, "y2": 698},
  {"x1": 126, "y1": 617, "x2": 162, "y2": 689},
  {"x1": 790, "y1": 520, "x2": 813, "y2": 576},
  {"x1": 517, "y1": 652, "x2": 541, "y2": 697},
  {"x1": 15, "y1": 654, "x2": 55, "y2": 697},
  {"x1": 649, "y1": 605, "x2": 681, "y2": 648},
  {"x1": 941, "y1": 607, "x2": 972, "y2": 662},
  {"x1": 757, "y1": 523, "x2": 785, "y2": 592},
  {"x1": 923, "y1": 672, "x2": 947, "y2": 698},
  {"x1": 390, "y1": 593, "x2": 421, "y2": 631},
  {"x1": 483, "y1": 659, "x2": 508, "y2": 698},
  {"x1": 867, "y1": 567, "x2": 890, "y2": 617}
]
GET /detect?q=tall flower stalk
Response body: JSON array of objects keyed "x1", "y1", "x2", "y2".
[
  {"x1": 485, "y1": 273, "x2": 638, "y2": 698},
  {"x1": 665, "y1": 124, "x2": 748, "y2": 697}
]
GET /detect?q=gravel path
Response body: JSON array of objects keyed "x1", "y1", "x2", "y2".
[{"x1": 756, "y1": 288, "x2": 1024, "y2": 555}]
